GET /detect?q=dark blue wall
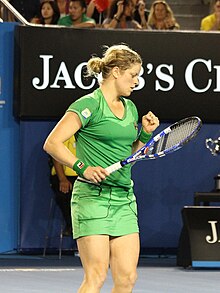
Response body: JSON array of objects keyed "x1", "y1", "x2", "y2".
[{"x1": 19, "y1": 121, "x2": 220, "y2": 251}]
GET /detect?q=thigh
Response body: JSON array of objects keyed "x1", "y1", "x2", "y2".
[
  {"x1": 77, "y1": 235, "x2": 110, "y2": 273},
  {"x1": 109, "y1": 233, "x2": 140, "y2": 278}
]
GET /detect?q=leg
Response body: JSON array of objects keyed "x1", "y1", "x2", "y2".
[
  {"x1": 77, "y1": 235, "x2": 110, "y2": 293},
  {"x1": 110, "y1": 233, "x2": 140, "y2": 293}
]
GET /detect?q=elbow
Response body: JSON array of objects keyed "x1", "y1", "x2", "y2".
[{"x1": 43, "y1": 138, "x2": 52, "y2": 154}]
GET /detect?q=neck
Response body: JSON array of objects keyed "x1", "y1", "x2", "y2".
[
  {"x1": 156, "y1": 20, "x2": 165, "y2": 28},
  {"x1": 100, "y1": 82, "x2": 121, "y2": 103},
  {"x1": 72, "y1": 16, "x2": 83, "y2": 24},
  {"x1": 44, "y1": 17, "x2": 53, "y2": 24}
]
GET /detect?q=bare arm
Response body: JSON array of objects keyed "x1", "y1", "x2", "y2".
[
  {"x1": 44, "y1": 111, "x2": 109, "y2": 183},
  {"x1": 103, "y1": 0, "x2": 124, "y2": 28},
  {"x1": 132, "y1": 111, "x2": 160, "y2": 153},
  {"x1": 86, "y1": 0, "x2": 95, "y2": 18},
  {"x1": 138, "y1": 0, "x2": 148, "y2": 29},
  {"x1": 73, "y1": 21, "x2": 96, "y2": 28},
  {"x1": 44, "y1": 112, "x2": 81, "y2": 168}
]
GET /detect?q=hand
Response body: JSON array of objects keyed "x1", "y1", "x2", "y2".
[
  {"x1": 138, "y1": 0, "x2": 146, "y2": 17},
  {"x1": 164, "y1": 18, "x2": 176, "y2": 29},
  {"x1": 116, "y1": 0, "x2": 124, "y2": 18},
  {"x1": 83, "y1": 166, "x2": 109, "y2": 184},
  {"x1": 142, "y1": 111, "x2": 159, "y2": 134},
  {"x1": 59, "y1": 178, "x2": 72, "y2": 193}
]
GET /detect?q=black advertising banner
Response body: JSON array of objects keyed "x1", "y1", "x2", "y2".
[
  {"x1": 14, "y1": 26, "x2": 220, "y2": 122},
  {"x1": 182, "y1": 207, "x2": 220, "y2": 267}
]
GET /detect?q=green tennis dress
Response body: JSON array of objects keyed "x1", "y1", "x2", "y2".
[{"x1": 67, "y1": 88, "x2": 140, "y2": 239}]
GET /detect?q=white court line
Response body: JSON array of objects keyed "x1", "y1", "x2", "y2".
[{"x1": 0, "y1": 268, "x2": 77, "y2": 272}]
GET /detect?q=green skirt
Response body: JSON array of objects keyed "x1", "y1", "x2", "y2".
[{"x1": 71, "y1": 179, "x2": 139, "y2": 239}]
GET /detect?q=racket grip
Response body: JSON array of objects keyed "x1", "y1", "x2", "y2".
[{"x1": 105, "y1": 162, "x2": 122, "y2": 174}]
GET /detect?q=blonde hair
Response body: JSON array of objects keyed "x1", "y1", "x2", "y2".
[
  {"x1": 148, "y1": 0, "x2": 179, "y2": 29},
  {"x1": 86, "y1": 44, "x2": 142, "y2": 81}
]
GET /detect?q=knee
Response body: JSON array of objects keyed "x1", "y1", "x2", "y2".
[
  {"x1": 115, "y1": 271, "x2": 138, "y2": 290},
  {"x1": 126, "y1": 271, "x2": 138, "y2": 288},
  {"x1": 85, "y1": 267, "x2": 108, "y2": 289}
]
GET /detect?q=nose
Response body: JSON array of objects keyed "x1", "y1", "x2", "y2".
[{"x1": 134, "y1": 76, "x2": 139, "y2": 86}]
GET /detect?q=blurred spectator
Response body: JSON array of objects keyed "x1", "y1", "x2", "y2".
[
  {"x1": 133, "y1": 0, "x2": 149, "y2": 29},
  {"x1": 86, "y1": 0, "x2": 109, "y2": 25},
  {"x1": 147, "y1": 0, "x2": 179, "y2": 30},
  {"x1": 57, "y1": 0, "x2": 69, "y2": 17},
  {"x1": 103, "y1": 0, "x2": 142, "y2": 29},
  {"x1": 58, "y1": 0, "x2": 96, "y2": 27},
  {"x1": 50, "y1": 135, "x2": 78, "y2": 237},
  {"x1": 8, "y1": 0, "x2": 41, "y2": 22},
  {"x1": 31, "y1": 0, "x2": 60, "y2": 24},
  {"x1": 200, "y1": 0, "x2": 220, "y2": 30}
]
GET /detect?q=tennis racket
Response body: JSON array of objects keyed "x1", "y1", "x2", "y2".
[{"x1": 105, "y1": 116, "x2": 202, "y2": 174}]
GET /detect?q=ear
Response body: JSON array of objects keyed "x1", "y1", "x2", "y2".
[
  {"x1": 112, "y1": 66, "x2": 120, "y2": 79},
  {"x1": 82, "y1": 7, "x2": 86, "y2": 13}
]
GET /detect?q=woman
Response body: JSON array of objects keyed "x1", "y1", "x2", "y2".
[
  {"x1": 103, "y1": 0, "x2": 142, "y2": 29},
  {"x1": 200, "y1": 0, "x2": 220, "y2": 31},
  {"x1": 147, "y1": 0, "x2": 179, "y2": 30},
  {"x1": 43, "y1": 44, "x2": 159, "y2": 292},
  {"x1": 31, "y1": 0, "x2": 60, "y2": 25}
]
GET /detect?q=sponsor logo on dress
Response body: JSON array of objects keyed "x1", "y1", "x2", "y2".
[{"x1": 81, "y1": 108, "x2": 91, "y2": 119}]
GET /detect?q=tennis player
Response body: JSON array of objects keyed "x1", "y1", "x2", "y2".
[{"x1": 43, "y1": 44, "x2": 159, "y2": 293}]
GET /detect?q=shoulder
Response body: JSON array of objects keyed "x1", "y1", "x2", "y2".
[
  {"x1": 82, "y1": 14, "x2": 96, "y2": 24},
  {"x1": 202, "y1": 14, "x2": 215, "y2": 23},
  {"x1": 58, "y1": 15, "x2": 72, "y2": 25},
  {"x1": 67, "y1": 89, "x2": 101, "y2": 126},
  {"x1": 67, "y1": 89, "x2": 101, "y2": 112}
]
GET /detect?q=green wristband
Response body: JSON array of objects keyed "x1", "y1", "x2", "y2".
[
  {"x1": 138, "y1": 128, "x2": 152, "y2": 143},
  {"x1": 72, "y1": 159, "x2": 89, "y2": 177}
]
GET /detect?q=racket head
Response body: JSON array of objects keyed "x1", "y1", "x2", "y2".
[
  {"x1": 142, "y1": 116, "x2": 202, "y2": 159},
  {"x1": 122, "y1": 116, "x2": 202, "y2": 165}
]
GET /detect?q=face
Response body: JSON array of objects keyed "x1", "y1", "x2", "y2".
[
  {"x1": 154, "y1": 3, "x2": 167, "y2": 21},
  {"x1": 41, "y1": 2, "x2": 54, "y2": 19},
  {"x1": 69, "y1": 1, "x2": 85, "y2": 21},
  {"x1": 214, "y1": 1, "x2": 220, "y2": 13},
  {"x1": 132, "y1": 0, "x2": 138, "y2": 5},
  {"x1": 115, "y1": 63, "x2": 141, "y2": 97},
  {"x1": 124, "y1": 1, "x2": 135, "y2": 17}
]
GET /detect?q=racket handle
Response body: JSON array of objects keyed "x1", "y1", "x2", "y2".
[{"x1": 105, "y1": 162, "x2": 122, "y2": 174}]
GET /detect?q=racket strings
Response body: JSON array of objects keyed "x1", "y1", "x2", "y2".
[
  {"x1": 147, "y1": 119, "x2": 199, "y2": 155},
  {"x1": 165, "y1": 119, "x2": 199, "y2": 149}
]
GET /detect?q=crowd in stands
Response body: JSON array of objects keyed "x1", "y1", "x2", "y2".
[
  {"x1": 0, "y1": 0, "x2": 178, "y2": 30},
  {"x1": 0, "y1": 0, "x2": 220, "y2": 31}
]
